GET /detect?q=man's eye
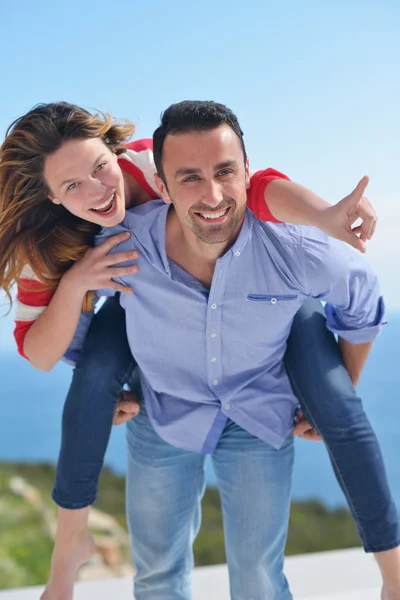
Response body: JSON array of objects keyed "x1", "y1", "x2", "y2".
[
  {"x1": 183, "y1": 175, "x2": 200, "y2": 183},
  {"x1": 218, "y1": 169, "x2": 233, "y2": 177},
  {"x1": 95, "y1": 162, "x2": 107, "y2": 172}
]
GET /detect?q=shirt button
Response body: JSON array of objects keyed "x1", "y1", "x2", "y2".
[
  {"x1": 235, "y1": 251, "x2": 241, "y2": 257},
  {"x1": 224, "y1": 403, "x2": 230, "y2": 410},
  {"x1": 270, "y1": 298, "x2": 277, "y2": 304},
  {"x1": 213, "y1": 379, "x2": 219, "y2": 385},
  {"x1": 211, "y1": 357, "x2": 217, "y2": 363},
  {"x1": 210, "y1": 333, "x2": 217, "y2": 338},
  {"x1": 211, "y1": 303, "x2": 217, "y2": 310}
]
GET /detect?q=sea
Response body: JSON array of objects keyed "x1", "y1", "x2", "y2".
[{"x1": 0, "y1": 314, "x2": 399, "y2": 510}]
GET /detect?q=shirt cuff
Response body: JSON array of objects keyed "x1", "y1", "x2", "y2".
[{"x1": 324, "y1": 296, "x2": 387, "y2": 344}]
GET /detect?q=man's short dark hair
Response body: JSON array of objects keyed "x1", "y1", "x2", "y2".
[{"x1": 153, "y1": 100, "x2": 247, "y2": 182}]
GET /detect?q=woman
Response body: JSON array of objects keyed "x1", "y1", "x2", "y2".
[{"x1": 0, "y1": 102, "x2": 398, "y2": 600}]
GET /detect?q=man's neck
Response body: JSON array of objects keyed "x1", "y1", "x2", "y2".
[
  {"x1": 123, "y1": 171, "x2": 152, "y2": 209},
  {"x1": 165, "y1": 207, "x2": 242, "y2": 289}
]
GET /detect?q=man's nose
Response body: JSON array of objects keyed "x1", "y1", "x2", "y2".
[{"x1": 204, "y1": 180, "x2": 224, "y2": 207}]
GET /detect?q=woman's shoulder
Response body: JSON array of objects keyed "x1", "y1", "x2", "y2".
[
  {"x1": 96, "y1": 200, "x2": 166, "y2": 245},
  {"x1": 118, "y1": 139, "x2": 158, "y2": 198}
]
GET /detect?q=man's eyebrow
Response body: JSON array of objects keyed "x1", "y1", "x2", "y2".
[
  {"x1": 174, "y1": 160, "x2": 238, "y2": 178},
  {"x1": 59, "y1": 153, "x2": 106, "y2": 188},
  {"x1": 215, "y1": 160, "x2": 237, "y2": 170},
  {"x1": 174, "y1": 167, "x2": 202, "y2": 178}
]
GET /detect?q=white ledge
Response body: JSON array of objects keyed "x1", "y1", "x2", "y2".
[{"x1": 0, "y1": 547, "x2": 381, "y2": 599}]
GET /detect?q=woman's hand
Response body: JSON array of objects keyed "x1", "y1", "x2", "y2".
[
  {"x1": 321, "y1": 176, "x2": 377, "y2": 253},
  {"x1": 63, "y1": 232, "x2": 140, "y2": 296},
  {"x1": 265, "y1": 175, "x2": 377, "y2": 253}
]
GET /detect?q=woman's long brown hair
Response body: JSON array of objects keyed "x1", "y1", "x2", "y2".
[{"x1": 0, "y1": 102, "x2": 135, "y2": 311}]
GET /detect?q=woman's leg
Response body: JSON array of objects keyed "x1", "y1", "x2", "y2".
[
  {"x1": 285, "y1": 299, "x2": 400, "y2": 597},
  {"x1": 42, "y1": 296, "x2": 138, "y2": 600}
]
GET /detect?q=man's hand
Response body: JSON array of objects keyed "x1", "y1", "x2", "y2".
[
  {"x1": 113, "y1": 391, "x2": 141, "y2": 426},
  {"x1": 293, "y1": 410, "x2": 322, "y2": 442},
  {"x1": 322, "y1": 176, "x2": 376, "y2": 253}
]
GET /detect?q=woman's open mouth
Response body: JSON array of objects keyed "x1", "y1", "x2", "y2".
[{"x1": 89, "y1": 193, "x2": 118, "y2": 218}]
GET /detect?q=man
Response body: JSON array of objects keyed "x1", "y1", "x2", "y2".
[{"x1": 97, "y1": 101, "x2": 386, "y2": 599}]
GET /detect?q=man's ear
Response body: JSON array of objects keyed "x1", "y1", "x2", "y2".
[
  {"x1": 245, "y1": 158, "x2": 251, "y2": 189},
  {"x1": 154, "y1": 174, "x2": 172, "y2": 204}
]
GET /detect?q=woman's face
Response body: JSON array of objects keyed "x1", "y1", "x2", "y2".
[{"x1": 44, "y1": 137, "x2": 126, "y2": 226}]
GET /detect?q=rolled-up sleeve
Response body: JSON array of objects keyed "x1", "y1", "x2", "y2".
[
  {"x1": 324, "y1": 296, "x2": 386, "y2": 343},
  {"x1": 304, "y1": 232, "x2": 387, "y2": 343}
]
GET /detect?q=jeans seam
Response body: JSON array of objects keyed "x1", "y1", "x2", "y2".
[
  {"x1": 285, "y1": 361, "x2": 369, "y2": 550},
  {"x1": 181, "y1": 460, "x2": 205, "y2": 583},
  {"x1": 120, "y1": 359, "x2": 138, "y2": 388}
]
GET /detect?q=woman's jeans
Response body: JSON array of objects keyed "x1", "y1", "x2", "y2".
[{"x1": 53, "y1": 296, "x2": 400, "y2": 553}]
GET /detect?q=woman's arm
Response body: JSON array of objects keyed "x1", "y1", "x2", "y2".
[
  {"x1": 23, "y1": 279, "x2": 91, "y2": 371},
  {"x1": 20, "y1": 232, "x2": 139, "y2": 371},
  {"x1": 265, "y1": 176, "x2": 375, "y2": 252},
  {"x1": 248, "y1": 169, "x2": 376, "y2": 253}
]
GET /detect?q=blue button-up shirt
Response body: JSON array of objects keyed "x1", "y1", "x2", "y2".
[{"x1": 68, "y1": 200, "x2": 385, "y2": 453}]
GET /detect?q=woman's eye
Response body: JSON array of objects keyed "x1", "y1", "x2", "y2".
[
  {"x1": 95, "y1": 162, "x2": 107, "y2": 172},
  {"x1": 67, "y1": 182, "x2": 77, "y2": 191}
]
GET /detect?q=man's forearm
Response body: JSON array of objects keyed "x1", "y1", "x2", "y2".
[
  {"x1": 338, "y1": 338, "x2": 373, "y2": 387},
  {"x1": 264, "y1": 179, "x2": 330, "y2": 225}
]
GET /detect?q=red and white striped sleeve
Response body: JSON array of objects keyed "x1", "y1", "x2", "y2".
[
  {"x1": 118, "y1": 139, "x2": 160, "y2": 199},
  {"x1": 14, "y1": 264, "x2": 55, "y2": 359},
  {"x1": 13, "y1": 139, "x2": 158, "y2": 360},
  {"x1": 247, "y1": 168, "x2": 291, "y2": 223}
]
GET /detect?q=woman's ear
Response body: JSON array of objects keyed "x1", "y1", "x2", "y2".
[
  {"x1": 49, "y1": 195, "x2": 61, "y2": 205},
  {"x1": 154, "y1": 174, "x2": 172, "y2": 204}
]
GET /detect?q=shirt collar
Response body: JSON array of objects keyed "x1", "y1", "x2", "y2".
[{"x1": 155, "y1": 204, "x2": 255, "y2": 274}]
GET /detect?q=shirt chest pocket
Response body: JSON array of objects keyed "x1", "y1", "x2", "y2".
[
  {"x1": 241, "y1": 293, "x2": 301, "y2": 352},
  {"x1": 247, "y1": 294, "x2": 298, "y2": 304}
]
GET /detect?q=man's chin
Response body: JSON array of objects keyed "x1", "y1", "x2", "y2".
[
  {"x1": 195, "y1": 227, "x2": 235, "y2": 245},
  {"x1": 194, "y1": 217, "x2": 244, "y2": 245}
]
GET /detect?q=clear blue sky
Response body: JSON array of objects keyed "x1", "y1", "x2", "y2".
[{"x1": 1, "y1": 0, "x2": 399, "y2": 348}]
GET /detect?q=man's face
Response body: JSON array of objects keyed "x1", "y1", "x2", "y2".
[{"x1": 156, "y1": 125, "x2": 250, "y2": 245}]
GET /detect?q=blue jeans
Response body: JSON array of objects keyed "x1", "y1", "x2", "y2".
[
  {"x1": 126, "y1": 406, "x2": 294, "y2": 600},
  {"x1": 284, "y1": 300, "x2": 399, "y2": 552},
  {"x1": 53, "y1": 296, "x2": 137, "y2": 508},
  {"x1": 53, "y1": 297, "x2": 400, "y2": 553}
]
